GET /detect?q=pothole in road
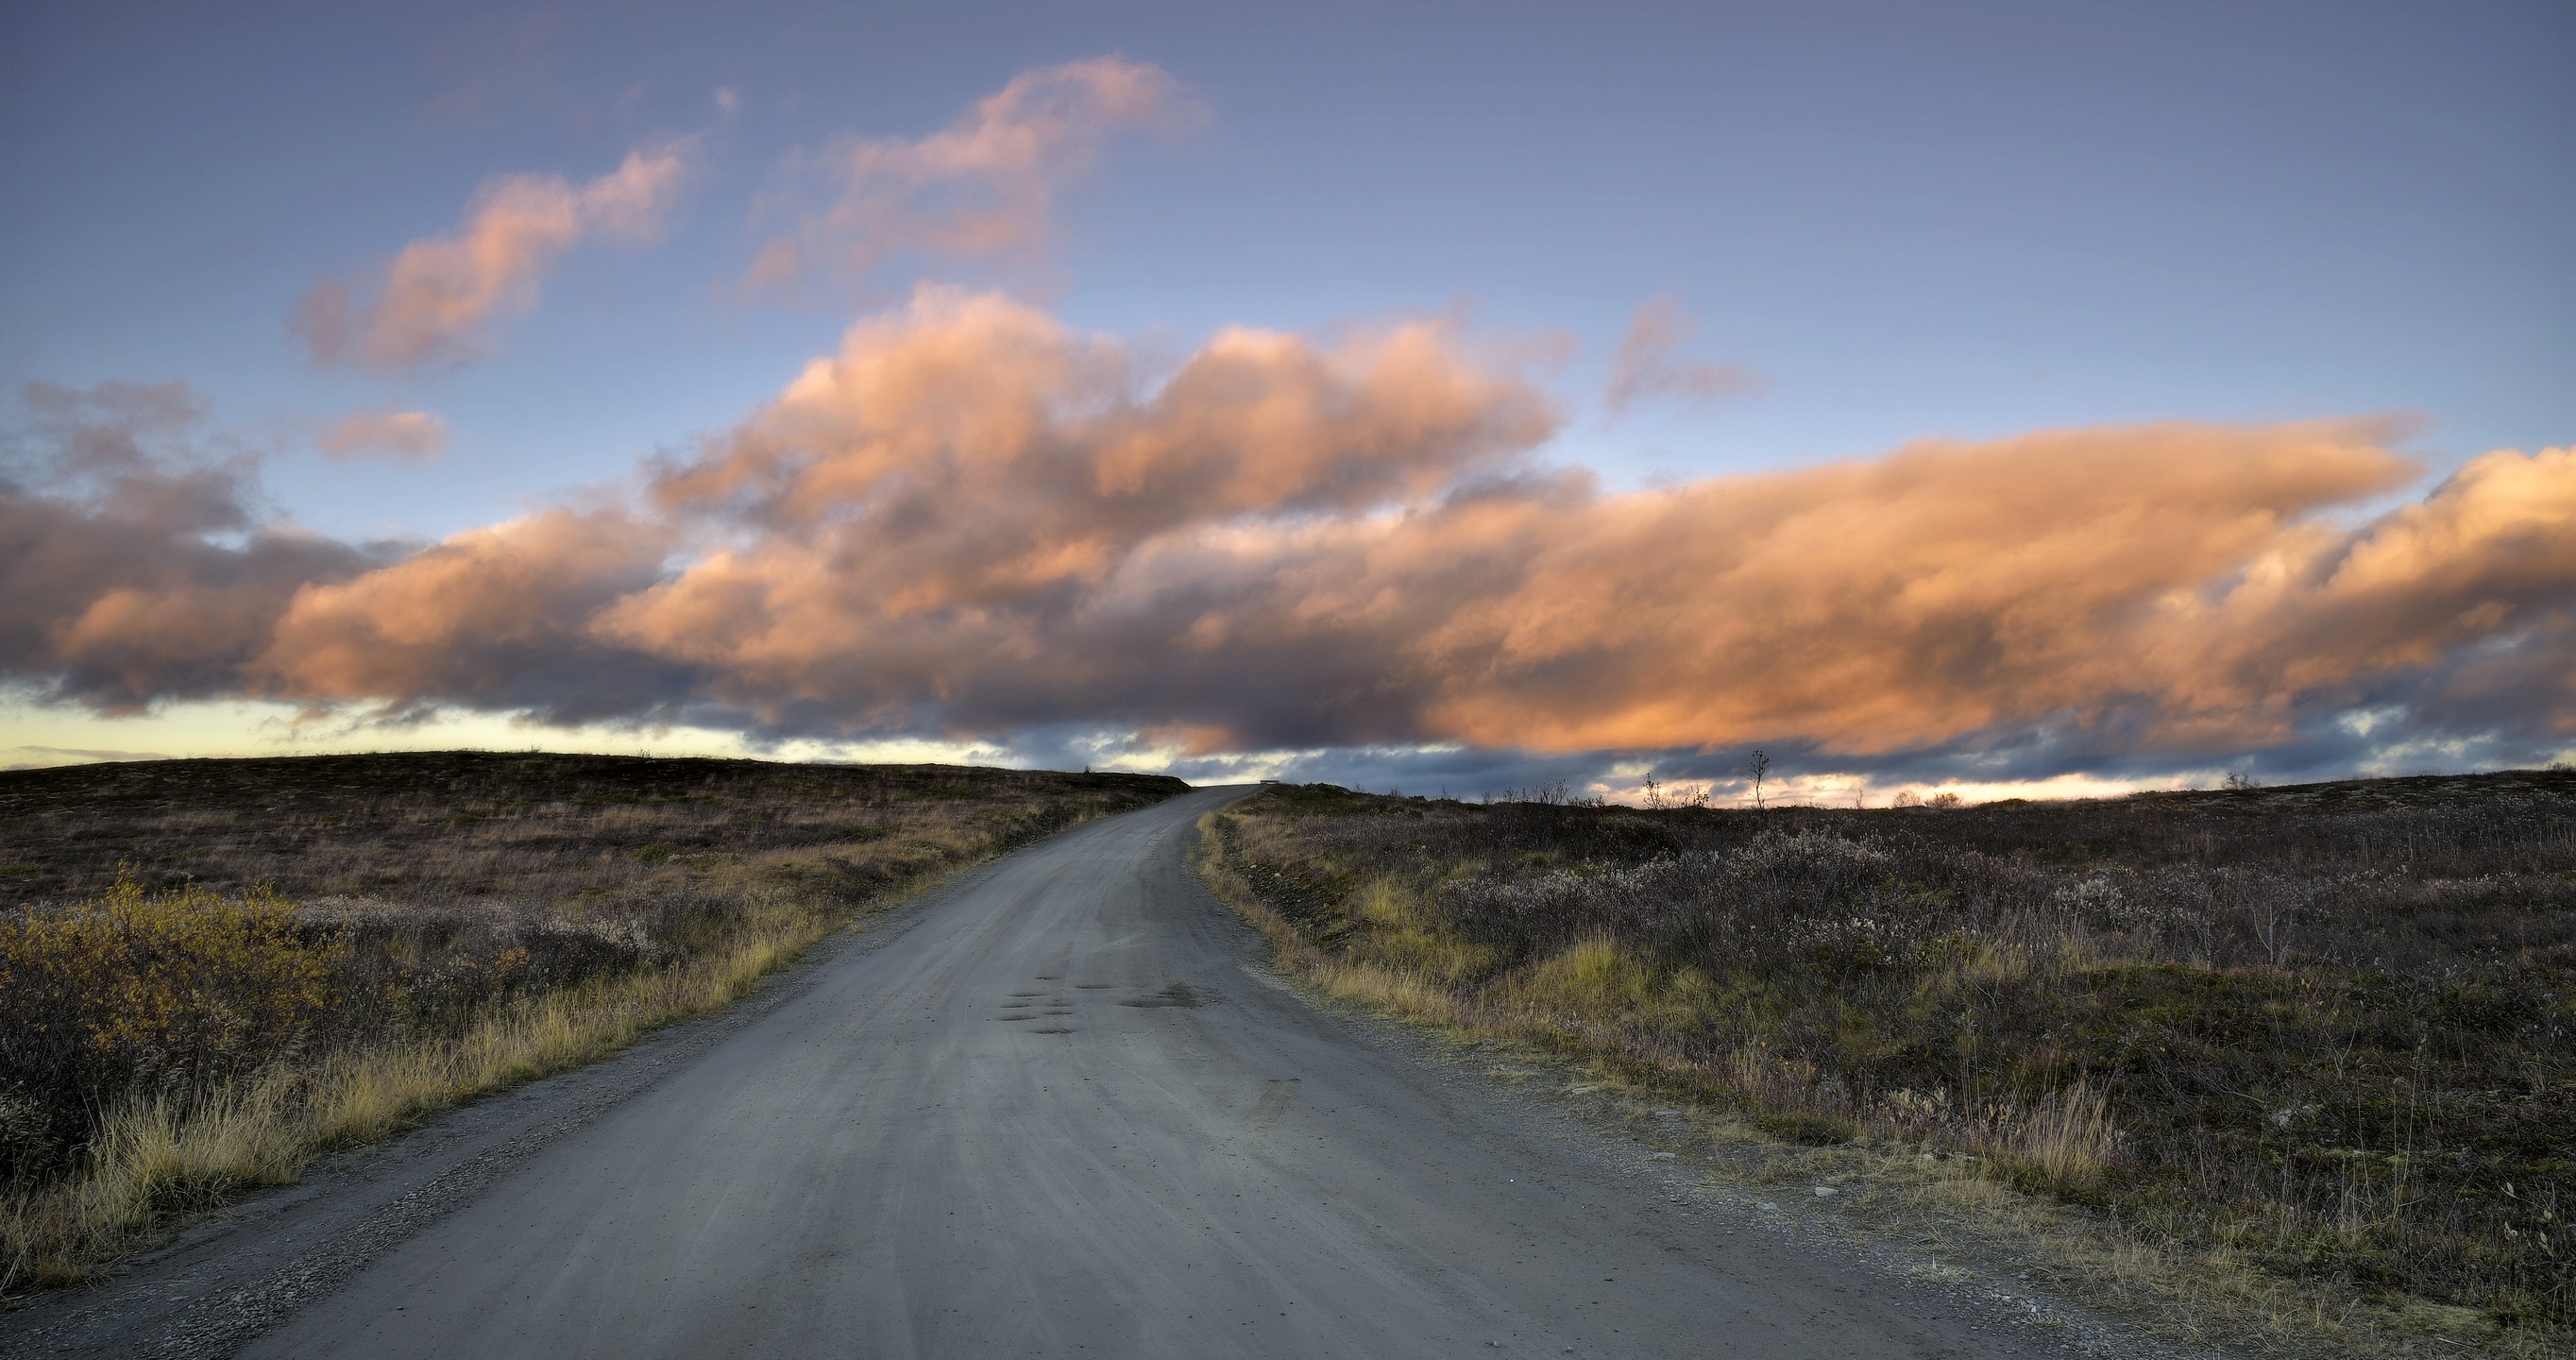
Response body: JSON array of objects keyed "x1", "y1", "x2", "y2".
[{"x1": 1122, "y1": 982, "x2": 1209, "y2": 1009}]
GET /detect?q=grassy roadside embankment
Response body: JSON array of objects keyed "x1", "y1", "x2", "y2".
[
  {"x1": 0, "y1": 752, "x2": 1185, "y2": 1294},
  {"x1": 1198, "y1": 774, "x2": 2575, "y2": 1358}
]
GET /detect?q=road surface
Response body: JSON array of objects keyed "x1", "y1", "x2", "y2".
[{"x1": 21, "y1": 788, "x2": 2108, "y2": 1358}]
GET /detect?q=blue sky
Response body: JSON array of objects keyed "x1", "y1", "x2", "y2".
[{"x1": 3, "y1": 1, "x2": 2569, "y2": 797}]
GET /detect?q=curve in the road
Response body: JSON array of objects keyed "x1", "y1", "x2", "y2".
[{"x1": 229, "y1": 788, "x2": 2056, "y2": 1359}]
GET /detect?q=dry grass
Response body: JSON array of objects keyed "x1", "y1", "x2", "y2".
[
  {"x1": 1, "y1": 752, "x2": 1183, "y2": 1294},
  {"x1": 2018, "y1": 1078, "x2": 2117, "y2": 1184},
  {"x1": 2, "y1": 885, "x2": 822, "y2": 1286},
  {"x1": 1198, "y1": 774, "x2": 2576, "y2": 1359},
  {"x1": 1195, "y1": 812, "x2": 1466, "y2": 1029}
]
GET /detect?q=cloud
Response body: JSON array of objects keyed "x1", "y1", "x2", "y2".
[
  {"x1": 589, "y1": 294, "x2": 2572, "y2": 764},
  {"x1": 295, "y1": 146, "x2": 689, "y2": 371},
  {"x1": 315, "y1": 410, "x2": 448, "y2": 462},
  {"x1": 1401, "y1": 426, "x2": 2512, "y2": 756},
  {"x1": 594, "y1": 287, "x2": 1554, "y2": 738},
  {"x1": 8, "y1": 745, "x2": 178, "y2": 764},
  {"x1": 1602, "y1": 297, "x2": 1765, "y2": 418},
  {"x1": 253, "y1": 506, "x2": 687, "y2": 723},
  {"x1": 9, "y1": 307, "x2": 2571, "y2": 780},
  {"x1": 749, "y1": 58, "x2": 1197, "y2": 291},
  {"x1": 1, "y1": 382, "x2": 381, "y2": 712}
]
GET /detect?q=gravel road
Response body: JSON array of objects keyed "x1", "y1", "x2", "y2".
[{"x1": 5, "y1": 787, "x2": 2154, "y2": 1358}]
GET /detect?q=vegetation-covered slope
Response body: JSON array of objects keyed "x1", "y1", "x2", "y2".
[
  {"x1": 1203, "y1": 771, "x2": 2573, "y2": 1352},
  {"x1": 1, "y1": 751, "x2": 1184, "y2": 1289}
]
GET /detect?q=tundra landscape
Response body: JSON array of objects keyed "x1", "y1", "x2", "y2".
[
  {"x1": 4, "y1": 4, "x2": 2570, "y2": 1357},
  {"x1": 1202, "y1": 772, "x2": 2576, "y2": 1353},
  {"x1": 0, "y1": 753, "x2": 1182, "y2": 1289}
]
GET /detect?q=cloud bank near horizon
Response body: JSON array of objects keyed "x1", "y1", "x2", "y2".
[
  {"x1": 7, "y1": 289, "x2": 2570, "y2": 787},
  {"x1": 8, "y1": 58, "x2": 2568, "y2": 791}
]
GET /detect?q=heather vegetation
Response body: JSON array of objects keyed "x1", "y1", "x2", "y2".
[
  {"x1": 1201, "y1": 771, "x2": 2575, "y2": 1351},
  {"x1": 0, "y1": 751, "x2": 1182, "y2": 1290}
]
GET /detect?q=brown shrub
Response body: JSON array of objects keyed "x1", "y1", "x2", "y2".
[
  {"x1": 0, "y1": 751, "x2": 1184, "y2": 1274},
  {"x1": 0, "y1": 877, "x2": 341, "y2": 1179},
  {"x1": 1210, "y1": 772, "x2": 2576, "y2": 1333}
]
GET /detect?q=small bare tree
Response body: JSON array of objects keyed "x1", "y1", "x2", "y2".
[
  {"x1": 1748, "y1": 750, "x2": 1771, "y2": 809},
  {"x1": 2249, "y1": 882, "x2": 2303, "y2": 967}
]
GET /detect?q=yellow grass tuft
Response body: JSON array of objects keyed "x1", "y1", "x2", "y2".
[{"x1": 2010, "y1": 1078, "x2": 2119, "y2": 1184}]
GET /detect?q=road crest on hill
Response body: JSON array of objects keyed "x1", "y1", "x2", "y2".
[{"x1": 5, "y1": 788, "x2": 2157, "y2": 1358}]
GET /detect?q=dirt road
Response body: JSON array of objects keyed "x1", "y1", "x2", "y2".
[{"x1": 8, "y1": 788, "x2": 2116, "y2": 1357}]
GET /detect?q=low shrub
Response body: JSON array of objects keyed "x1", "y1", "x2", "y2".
[
  {"x1": 1206, "y1": 772, "x2": 2576, "y2": 1336},
  {"x1": 0, "y1": 751, "x2": 1186, "y2": 1288},
  {"x1": 0, "y1": 877, "x2": 340, "y2": 1181}
]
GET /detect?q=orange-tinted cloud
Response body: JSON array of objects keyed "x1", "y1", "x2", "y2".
[
  {"x1": 592, "y1": 286, "x2": 1553, "y2": 733},
  {"x1": 9, "y1": 312, "x2": 2571, "y2": 763},
  {"x1": 296, "y1": 146, "x2": 687, "y2": 370},
  {"x1": 1603, "y1": 297, "x2": 1765, "y2": 417},
  {"x1": 1, "y1": 382, "x2": 378, "y2": 711},
  {"x1": 579, "y1": 293, "x2": 2566, "y2": 756},
  {"x1": 750, "y1": 59, "x2": 1196, "y2": 290},
  {"x1": 1405, "y1": 425, "x2": 2421, "y2": 753},
  {"x1": 253, "y1": 507, "x2": 679, "y2": 718},
  {"x1": 315, "y1": 409, "x2": 448, "y2": 462}
]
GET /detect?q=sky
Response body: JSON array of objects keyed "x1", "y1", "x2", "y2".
[{"x1": 2, "y1": 0, "x2": 2570, "y2": 802}]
